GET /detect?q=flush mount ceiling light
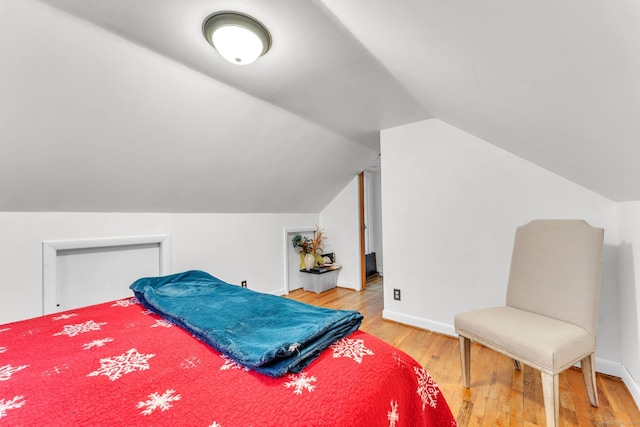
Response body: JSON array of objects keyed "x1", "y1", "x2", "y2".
[{"x1": 203, "y1": 12, "x2": 271, "y2": 65}]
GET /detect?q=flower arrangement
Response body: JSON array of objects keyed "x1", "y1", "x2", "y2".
[
  {"x1": 291, "y1": 225, "x2": 326, "y2": 270},
  {"x1": 292, "y1": 226, "x2": 326, "y2": 254},
  {"x1": 291, "y1": 234, "x2": 313, "y2": 254},
  {"x1": 292, "y1": 226, "x2": 327, "y2": 269}
]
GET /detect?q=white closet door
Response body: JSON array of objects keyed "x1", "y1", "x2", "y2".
[{"x1": 55, "y1": 243, "x2": 160, "y2": 312}]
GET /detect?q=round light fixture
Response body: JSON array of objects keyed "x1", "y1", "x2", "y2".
[{"x1": 203, "y1": 12, "x2": 271, "y2": 65}]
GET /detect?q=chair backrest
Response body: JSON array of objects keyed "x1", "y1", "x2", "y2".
[{"x1": 505, "y1": 220, "x2": 604, "y2": 336}]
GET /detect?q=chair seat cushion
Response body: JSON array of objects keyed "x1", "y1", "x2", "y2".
[{"x1": 454, "y1": 306, "x2": 595, "y2": 373}]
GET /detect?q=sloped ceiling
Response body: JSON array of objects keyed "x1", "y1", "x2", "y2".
[{"x1": 2, "y1": 0, "x2": 639, "y2": 213}]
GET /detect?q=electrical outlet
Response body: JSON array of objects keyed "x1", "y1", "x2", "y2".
[
  {"x1": 393, "y1": 289, "x2": 401, "y2": 301},
  {"x1": 241, "y1": 280, "x2": 247, "y2": 288}
]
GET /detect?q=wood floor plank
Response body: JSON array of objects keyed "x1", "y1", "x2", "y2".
[
  {"x1": 508, "y1": 385, "x2": 523, "y2": 427},
  {"x1": 568, "y1": 367, "x2": 603, "y2": 426},
  {"x1": 286, "y1": 277, "x2": 640, "y2": 426},
  {"x1": 599, "y1": 373, "x2": 635, "y2": 424}
]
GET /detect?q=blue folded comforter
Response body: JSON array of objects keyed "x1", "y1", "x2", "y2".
[{"x1": 130, "y1": 270, "x2": 363, "y2": 377}]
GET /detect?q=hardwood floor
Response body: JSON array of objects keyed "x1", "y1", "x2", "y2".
[{"x1": 287, "y1": 277, "x2": 640, "y2": 426}]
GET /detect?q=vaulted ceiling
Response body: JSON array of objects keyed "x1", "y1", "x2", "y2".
[{"x1": 2, "y1": 0, "x2": 639, "y2": 212}]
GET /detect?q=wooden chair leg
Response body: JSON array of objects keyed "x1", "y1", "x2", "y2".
[
  {"x1": 459, "y1": 336, "x2": 470, "y2": 388},
  {"x1": 541, "y1": 372, "x2": 559, "y2": 427},
  {"x1": 580, "y1": 353, "x2": 599, "y2": 407}
]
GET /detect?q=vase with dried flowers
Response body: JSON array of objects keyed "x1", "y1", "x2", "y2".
[{"x1": 292, "y1": 226, "x2": 326, "y2": 270}]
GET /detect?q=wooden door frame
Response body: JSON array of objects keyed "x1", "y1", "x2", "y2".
[{"x1": 358, "y1": 172, "x2": 366, "y2": 290}]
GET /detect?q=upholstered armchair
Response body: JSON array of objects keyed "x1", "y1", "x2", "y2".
[{"x1": 454, "y1": 219, "x2": 604, "y2": 427}]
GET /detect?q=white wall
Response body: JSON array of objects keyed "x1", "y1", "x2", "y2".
[
  {"x1": 617, "y1": 202, "x2": 640, "y2": 395},
  {"x1": 320, "y1": 176, "x2": 362, "y2": 290},
  {"x1": 0, "y1": 212, "x2": 317, "y2": 324},
  {"x1": 380, "y1": 119, "x2": 621, "y2": 372}
]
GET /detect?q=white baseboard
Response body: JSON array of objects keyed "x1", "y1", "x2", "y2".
[
  {"x1": 623, "y1": 366, "x2": 640, "y2": 408},
  {"x1": 269, "y1": 287, "x2": 288, "y2": 296},
  {"x1": 337, "y1": 280, "x2": 361, "y2": 291},
  {"x1": 272, "y1": 280, "x2": 361, "y2": 295},
  {"x1": 597, "y1": 359, "x2": 640, "y2": 407},
  {"x1": 382, "y1": 309, "x2": 456, "y2": 337},
  {"x1": 382, "y1": 309, "x2": 640, "y2": 408},
  {"x1": 595, "y1": 357, "x2": 624, "y2": 378}
]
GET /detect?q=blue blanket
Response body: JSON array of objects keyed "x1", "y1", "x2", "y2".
[{"x1": 130, "y1": 270, "x2": 363, "y2": 377}]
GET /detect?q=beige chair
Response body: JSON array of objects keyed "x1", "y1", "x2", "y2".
[{"x1": 454, "y1": 220, "x2": 604, "y2": 427}]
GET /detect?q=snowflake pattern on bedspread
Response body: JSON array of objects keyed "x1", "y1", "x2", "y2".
[
  {"x1": 219, "y1": 355, "x2": 249, "y2": 371},
  {"x1": 87, "y1": 348, "x2": 154, "y2": 381},
  {"x1": 392, "y1": 351, "x2": 408, "y2": 368},
  {"x1": 330, "y1": 337, "x2": 374, "y2": 363},
  {"x1": 53, "y1": 320, "x2": 107, "y2": 337},
  {"x1": 181, "y1": 356, "x2": 201, "y2": 370},
  {"x1": 112, "y1": 298, "x2": 138, "y2": 307},
  {"x1": 53, "y1": 313, "x2": 77, "y2": 321},
  {"x1": 0, "y1": 395, "x2": 25, "y2": 419},
  {"x1": 42, "y1": 363, "x2": 71, "y2": 377},
  {"x1": 151, "y1": 319, "x2": 172, "y2": 328},
  {"x1": 0, "y1": 364, "x2": 29, "y2": 381},
  {"x1": 137, "y1": 389, "x2": 181, "y2": 415},
  {"x1": 413, "y1": 366, "x2": 440, "y2": 410},
  {"x1": 387, "y1": 400, "x2": 399, "y2": 427},
  {"x1": 82, "y1": 338, "x2": 114, "y2": 350},
  {"x1": 284, "y1": 372, "x2": 316, "y2": 395}
]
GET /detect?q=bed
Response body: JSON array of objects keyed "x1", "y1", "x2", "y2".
[{"x1": 1, "y1": 270, "x2": 456, "y2": 426}]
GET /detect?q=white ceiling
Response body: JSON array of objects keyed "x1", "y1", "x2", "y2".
[
  {"x1": 2, "y1": 0, "x2": 640, "y2": 212},
  {"x1": 34, "y1": 0, "x2": 432, "y2": 150}
]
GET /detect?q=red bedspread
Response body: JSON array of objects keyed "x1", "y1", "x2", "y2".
[{"x1": 1, "y1": 297, "x2": 456, "y2": 426}]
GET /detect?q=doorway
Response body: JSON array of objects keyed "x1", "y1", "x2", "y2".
[{"x1": 359, "y1": 166, "x2": 383, "y2": 289}]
